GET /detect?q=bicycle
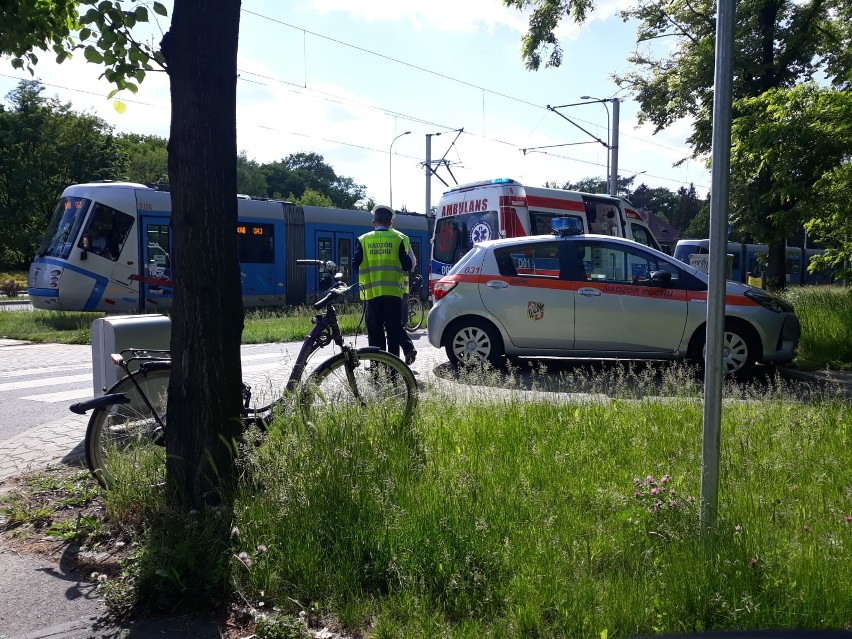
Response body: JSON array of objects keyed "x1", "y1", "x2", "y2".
[
  {"x1": 404, "y1": 273, "x2": 426, "y2": 333},
  {"x1": 70, "y1": 260, "x2": 418, "y2": 488}
]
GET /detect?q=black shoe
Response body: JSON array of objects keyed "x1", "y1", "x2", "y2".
[{"x1": 405, "y1": 350, "x2": 417, "y2": 365}]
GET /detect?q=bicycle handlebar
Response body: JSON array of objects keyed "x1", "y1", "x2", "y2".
[
  {"x1": 313, "y1": 282, "x2": 352, "y2": 311},
  {"x1": 296, "y1": 259, "x2": 337, "y2": 271}
]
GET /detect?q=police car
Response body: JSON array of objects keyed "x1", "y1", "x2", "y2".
[{"x1": 427, "y1": 218, "x2": 801, "y2": 379}]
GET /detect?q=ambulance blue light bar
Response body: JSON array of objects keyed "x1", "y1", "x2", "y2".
[{"x1": 490, "y1": 178, "x2": 512, "y2": 184}]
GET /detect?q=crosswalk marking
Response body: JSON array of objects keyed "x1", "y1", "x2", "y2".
[
  {"x1": 21, "y1": 388, "x2": 96, "y2": 403},
  {"x1": 8, "y1": 356, "x2": 293, "y2": 405},
  {"x1": 0, "y1": 374, "x2": 93, "y2": 392},
  {"x1": 0, "y1": 364, "x2": 92, "y2": 379}
]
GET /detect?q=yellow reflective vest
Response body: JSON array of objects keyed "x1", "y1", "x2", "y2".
[{"x1": 358, "y1": 229, "x2": 410, "y2": 300}]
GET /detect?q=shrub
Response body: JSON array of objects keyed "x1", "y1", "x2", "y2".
[{"x1": 1, "y1": 278, "x2": 22, "y2": 298}]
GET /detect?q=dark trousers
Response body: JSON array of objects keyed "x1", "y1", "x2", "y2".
[{"x1": 365, "y1": 296, "x2": 409, "y2": 358}]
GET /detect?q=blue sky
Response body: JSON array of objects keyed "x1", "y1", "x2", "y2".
[{"x1": 0, "y1": 0, "x2": 711, "y2": 212}]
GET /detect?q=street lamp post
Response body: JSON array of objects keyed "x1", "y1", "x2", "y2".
[
  {"x1": 389, "y1": 131, "x2": 411, "y2": 208},
  {"x1": 581, "y1": 96, "x2": 620, "y2": 197}
]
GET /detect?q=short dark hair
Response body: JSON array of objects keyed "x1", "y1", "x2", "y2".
[{"x1": 372, "y1": 205, "x2": 394, "y2": 225}]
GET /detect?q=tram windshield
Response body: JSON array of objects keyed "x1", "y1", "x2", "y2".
[{"x1": 37, "y1": 197, "x2": 92, "y2": 259}]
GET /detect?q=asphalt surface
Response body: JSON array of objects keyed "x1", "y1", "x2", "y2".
[{"x1": 1, "y1": 335, "x2": 850, "y2": 638}]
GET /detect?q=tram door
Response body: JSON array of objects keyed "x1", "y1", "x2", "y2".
[
  {"x1": 139, "y1": 215, "x2": 172, "y2": 310},
  {"x1": 315, "y1": 232, "x2": 354, "y2": 297}
]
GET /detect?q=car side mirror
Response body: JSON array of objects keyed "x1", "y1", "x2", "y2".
[{"x1": 650, "y1": 270, "x2": 672, "y2": 285}]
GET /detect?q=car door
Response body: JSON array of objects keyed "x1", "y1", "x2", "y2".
[
  {"x1": 568, "y1": 240, "x2": 688, "y2": 352},
  {"x1": 478, "y1": 240, "x2": 575, "y2": 349}
]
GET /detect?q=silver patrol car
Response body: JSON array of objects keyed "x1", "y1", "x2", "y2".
[{"x1": 427, "y1": 219, "x2": 801, "y2": 379}]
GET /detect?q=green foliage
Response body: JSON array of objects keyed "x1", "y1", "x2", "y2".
[
  {"x1": 265, "y1": 152, "x2": 367, "y2": 209},
  {"x1": 683, "y1": 203, "x2": 711, "y2": 239},
  {"x1": 254, "y1": 612, "x2": 311, "y2": 639},
  {"x1": 730, "y1": 85, "x2": 852, "y2": 241},
  {"x1": 293, "y1": 187, "x2": 334, "y2": 207},
  {"x1": 0, "y1": 467, "x2": 100, "y2": 535},
  {"x1": 115, "y1": 133, "x2": 168, "y2": 184},
  {"x1": 226, "y1": 386, "x2": 852, "y2": 636},
  {"x1": 502, "y1": 0, "x2": 595, "y2": 70},
  {"x1": 237, "y1": 152, "x2": 270, "y2": 198},
  {"x1": 0, "y1": 0, "x2": 78, "y2": 72}
]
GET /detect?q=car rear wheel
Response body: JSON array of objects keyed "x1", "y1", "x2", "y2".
[
  {"x1": 689, "y1": 322, "x2": 757, "y2": 380},
  {"x1": 445, "y1": 318, "x2": 504, "y2": 367}
]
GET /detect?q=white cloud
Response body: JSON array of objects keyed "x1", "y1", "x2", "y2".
[{"x1": 309, "y1": 0, "x2": 530, "y2": 35}]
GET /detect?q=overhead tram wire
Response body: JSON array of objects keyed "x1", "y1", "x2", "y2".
[
  {"x1": 240, "y1": 8, "x2": 703, "y2": 160},
  {"x1": 2, "y1": 70, "x2": 701, "y2": 190},
  {"x1": 2, "y1": 15, "x2": 706, "y2": 186}
]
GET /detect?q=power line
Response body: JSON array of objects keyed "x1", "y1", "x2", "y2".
[
  {"x1": 1, "y1": 70, "x2": 707, "y2": 189},
  {"x1": 240, "y1": 7, "x2": 701, "y2": 159}
]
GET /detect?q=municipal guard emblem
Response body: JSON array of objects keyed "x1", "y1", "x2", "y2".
[{"x1": 528, "y1": 301, "x2": 544, "y2": 320}]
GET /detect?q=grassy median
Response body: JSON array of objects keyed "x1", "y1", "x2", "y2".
[{"x1": 95, "y1": 366, "x2": 852, "y2": 637}]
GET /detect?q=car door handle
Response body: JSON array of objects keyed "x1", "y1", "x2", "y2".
[
  {"x1": 577, "y1": 287, "x2": 602, "y2": 296},
  {"x1": 486, "y1": 280, "x2": 509, "y2": 289}
]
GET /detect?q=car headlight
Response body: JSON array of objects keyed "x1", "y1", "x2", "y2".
[{"x1": 744, "y1": 288, "x2": 794, "y2": 313}]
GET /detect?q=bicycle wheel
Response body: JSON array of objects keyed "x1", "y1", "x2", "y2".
[
  {"x1": 299, "y1": 348, "x2": 417, "y2": 427},
  {"x1": 85, "y1": 367, "x2": 170, "y2": 489},
  {"x1": 404, "y1": 296, "x2": 424, "y2": 332}
]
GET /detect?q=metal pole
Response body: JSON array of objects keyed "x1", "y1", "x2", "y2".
[
  {"x1": 609, "y1": 98, "x2": 620, "y2": 197},
  {"x1": 425, "y1": 134, "x2": 433, "y2": 218},
  {"x1": 701, "y1": 0, "x2": 736, "y2": 540},
  {"x1": 579, "y1": 96, "x2": 610, "y2": 191},
  {"x1": 389, "y1": 131, "x2": 410, "y2": 209}
]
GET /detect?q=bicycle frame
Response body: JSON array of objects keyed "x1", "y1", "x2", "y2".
[
  {"x1": 70, "y1": 349, "x2": 171, "y2": 428},
  {"x1": 72, "y1": 261, "x2": 362, "y2": 427}
]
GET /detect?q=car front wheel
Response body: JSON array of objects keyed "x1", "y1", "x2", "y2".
[
  {"x1": 445, "y1": 318, "x2": 504, "y2": 367},
  {"x1": 689, "y1": 322, "x2": 757, "y2": 380}
]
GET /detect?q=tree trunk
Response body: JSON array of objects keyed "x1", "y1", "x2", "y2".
[
  {"x1": 766, "y1": 238, "x2": 787, "y2": 292},
  {"x1": 161, "y1": 0, "x2": 244, "y2": 508}
]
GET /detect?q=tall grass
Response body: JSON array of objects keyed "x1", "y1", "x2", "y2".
[
  {"x1": 783, "y1": 286, "x2": 852, "y2": 370},
  {"x1": 225, "y1": 370, "x2": 852, "y2": 637}
]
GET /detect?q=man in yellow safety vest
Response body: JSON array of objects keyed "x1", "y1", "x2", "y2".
[{"x1": 354, "y1": 205, "x2": 416, "y2": 364}]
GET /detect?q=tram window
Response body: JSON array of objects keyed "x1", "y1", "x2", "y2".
[
  {"x1": 238, "y1": 222, "x2": 274, "y2": 263},
  {"x1": 79, "y1": 203, "x2": 133, "y2": 261}
]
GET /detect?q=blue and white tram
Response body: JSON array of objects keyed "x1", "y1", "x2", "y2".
[
  {"x1": 28, "y1": 182, "x2": 431, "y2": 312},
  {"x1": 673, "y1": 239, "x2": 835, "y2": 285}
]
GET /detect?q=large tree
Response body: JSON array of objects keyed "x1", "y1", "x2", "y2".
[
  {"x1": 115, "y1": 132, "x2": 169, "y2": 184},
  {"x1": 2, "y1": 0, "x2": 245, "y2": 507},
  {"x1": 505, "y1": 0, "x2": 851, "y2": 289},
  {"x1": 264, "y1": 151, "x2": 367, "y2": 208}
]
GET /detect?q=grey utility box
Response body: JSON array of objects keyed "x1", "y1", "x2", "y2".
[{"x1": 91, "y1": 314, "x2": 171, "y2": 395}]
